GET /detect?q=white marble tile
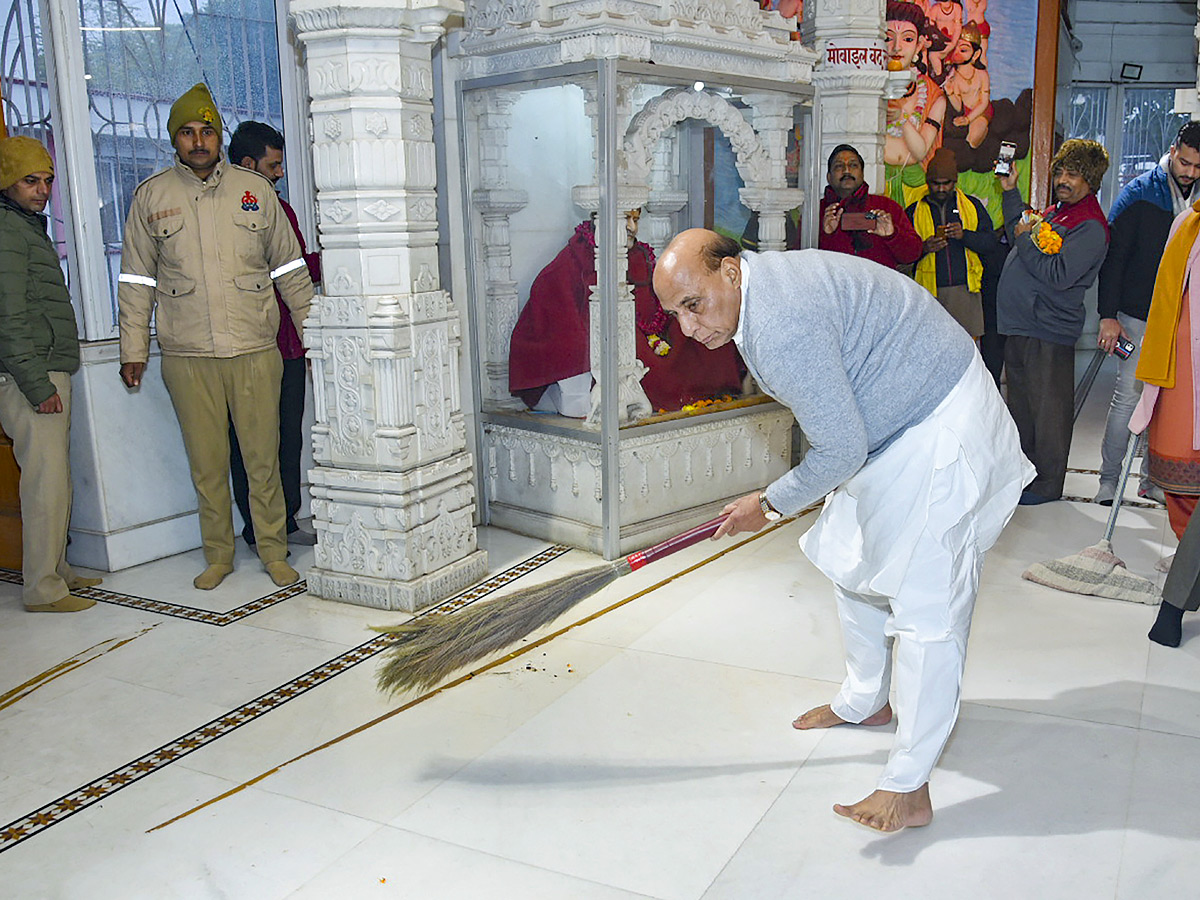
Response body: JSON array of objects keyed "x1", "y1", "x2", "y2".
[
  {"x1": 95, "y1": 541, "x2": 315, "y2": 611},
  {"x1": 0, "y1": 768, "x2": 58, "y2": 824},
  {"x1": 0, "y1": 764, "x2": 379, "y2": 900},
  {"x1": 0, "y1": 675, "x2": 227, "y2": 793},
  {"x1": 1141, "y1": 635, "x2": 1200, "y2": 738},
  {"x1": 290, "y1": 827, "x2": 656, "y2": 899},
  {"x1": 475, "y1": 525, "x2": 555, "y2": 572},
  {"x1": 1118, "y1": 729, "x2": 1200, "y2": 899},
  {"x1": 963, "y1": 579, "x2": 1153, "y2": 728},
  {"x1": 391, "y1": 650, "x2": 830, "y2": 900},
  {"x1": 603, "y1": 555, "x2": 847, "y2": 687},
  {"x1": 176, "y1": 661, "x2": 398, "y2": 786},
  {"x1": 705, "y1": 703, "x2": 1134, "y2": 899}
]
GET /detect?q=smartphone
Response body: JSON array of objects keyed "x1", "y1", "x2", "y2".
[
  {"x1": 995, "y1": 141, "x2": 1017, "y2": 177},
  {"x1": 841, "y1": 211, "x2": 878, "y2": 231},
  {"x1": 1114, "y1": 337, "x2": 1136, "y2": 360},
  {"x1": 935, "y1": 224, "x2": 948, "y2": 239}
]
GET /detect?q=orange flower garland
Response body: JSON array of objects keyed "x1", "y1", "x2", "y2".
[{"x1": 1032, "y1": 220, "x2": 1063, "y2": 254}]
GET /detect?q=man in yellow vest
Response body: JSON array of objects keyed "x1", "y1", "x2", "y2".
[{"x1": 905, "y1": 147, "x2": 998, "y2": 337}]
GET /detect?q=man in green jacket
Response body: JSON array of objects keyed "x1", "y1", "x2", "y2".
[{"x1": 0, "y1": 135, "x2": 101, "y2": 612}]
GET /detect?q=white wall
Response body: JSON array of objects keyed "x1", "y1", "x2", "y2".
[{"x1": 1069, "y1": 0, "x2": 1196, "y2": 84}]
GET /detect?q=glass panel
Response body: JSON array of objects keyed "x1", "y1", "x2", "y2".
[
  {"x1": 1067, "y1": 85, "x2": 1109, "y2": 144},
  {"x1": 0, "y1": 0, "x2": 68, "y2": 260},
  {"x1": 78, "y1": 0, "x2": 284, "y2": 321},
  {"x1": 464, "y1": 70, "x2": 805, "y2": 421},
  {"x1": 1118, "y1": 87, "x2": 1188, "y2": 190}
]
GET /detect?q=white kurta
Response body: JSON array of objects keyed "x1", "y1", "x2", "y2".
[{"x1": 800, "y1": 353, "x2": 1035, "y2": 791}]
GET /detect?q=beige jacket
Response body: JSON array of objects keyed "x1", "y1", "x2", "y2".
[{"x1": 117, "y1": 156, "x2": 313, "y2": 362}]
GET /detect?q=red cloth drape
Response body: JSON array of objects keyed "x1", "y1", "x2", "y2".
[{"x1": 508, "y1": 224, "x2": 745, "y2": 412}]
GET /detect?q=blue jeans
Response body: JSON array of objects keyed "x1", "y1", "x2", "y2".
[{"x1": 1099, "y1": 313, "x2": 1148, "y2": 487}]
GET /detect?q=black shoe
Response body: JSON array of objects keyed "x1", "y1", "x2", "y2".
[{"x1": 1019, "y1": 490, "x2": 1059, "y2": 506}]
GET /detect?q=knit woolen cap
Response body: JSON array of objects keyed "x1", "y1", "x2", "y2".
[
  {"x1": 0, "y1": 135, "x2": 54, "y2": 191},
  {"x1": 1050, "y1": 139, "x2": 1110, "y2": 192},
  {"x1": 167, "y1": 83, "x2": 223, "y2": 139},
  {"x1": 926, "y1": 147, "x2": 958, "y2": 181}
]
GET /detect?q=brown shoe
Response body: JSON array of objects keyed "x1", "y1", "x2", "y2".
[
  {"x1": 25, "y1": 594, "x2": 97, "y2": 613},
  {"x1": 67, "y1": 574, "x2": 103, "y2": 590},
  {"x1": 265, "y1": 560, "x2": 299, "y2": 587},
  {"x1": 193, "y1": 564, "x2": 234, "y2": 590}
]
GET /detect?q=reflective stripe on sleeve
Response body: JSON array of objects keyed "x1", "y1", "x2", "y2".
[
  {"x1": 270, "y1": 258, "x2": 306, "y2": 280},
  {"x1": 118, "y1": 273, "x2": 157, "y2": 287}
]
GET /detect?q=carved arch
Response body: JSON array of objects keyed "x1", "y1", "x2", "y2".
[{"x1": 623, "y1": 87, "x2": 772, "y2": 189}]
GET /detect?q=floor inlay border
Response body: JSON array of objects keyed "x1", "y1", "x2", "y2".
[
  {"x1": 0, "y1": 570, "x2": 310, "y2": 625},
  {"x1": 0, "y1": 544, "x2": 571, "y2": 854}
]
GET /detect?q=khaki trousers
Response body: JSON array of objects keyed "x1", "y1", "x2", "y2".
[
  {"x1": 0, "y1": 371, "x2": 77, "y2": 606},
  {"x1": 161, "y1": 350, "x2": 287, "y2": 566}
]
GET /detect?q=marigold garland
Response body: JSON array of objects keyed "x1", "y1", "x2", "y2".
[{"x1": 1032, "y1": 220, "x2": 1063, "y2": 254}]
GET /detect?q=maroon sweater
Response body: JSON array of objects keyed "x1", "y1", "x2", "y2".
[{"x1": 818, "y1": 191, "x2": 923, "y2": 270}]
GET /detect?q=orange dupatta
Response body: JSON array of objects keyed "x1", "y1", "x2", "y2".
[{"x1": 1136, "y1": 199, "x2": 1200, "y2": 389}]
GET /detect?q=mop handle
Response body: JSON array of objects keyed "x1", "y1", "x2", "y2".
[{"x1": 624, "y1": 515, "x2": 730, "y2": 571}]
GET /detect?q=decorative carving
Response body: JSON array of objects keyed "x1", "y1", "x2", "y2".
[
  {"x1": 325, "y1": 200, "x2": 352, "y2": 224},
  {"x1": 624, "y1": 88, "x2": 771, "y2": 187},
  {"x1": 414, "y1": 265, "x2": 437, "y2": 292},
  {"x1": 365, "y1": 112, "x2": 389, "y2": 137},
  {"x1": 324, "y1": 116, "x2": 343, "y2": 139},
  {"x1": 363, "y1": 200, "x2": 401, "y2": 220}
]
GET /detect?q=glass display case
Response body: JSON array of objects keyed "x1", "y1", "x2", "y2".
[{"x1": 453, "y1": 18, "x2": 816, "y2": 558}]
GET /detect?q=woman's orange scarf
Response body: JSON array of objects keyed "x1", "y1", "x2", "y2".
[{"x1": 1136, "y1": 199, "x2": 1200, "y2": 388}]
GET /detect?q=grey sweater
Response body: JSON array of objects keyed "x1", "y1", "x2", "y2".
[
  {"x1": 995, "y1": 187, "x2": 1108, "y2": 345},
  {"x1": 738, "y1": 250, "x2": 976, "y2": 516}
]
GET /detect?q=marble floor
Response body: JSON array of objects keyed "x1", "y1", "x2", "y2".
[{"x1": 3, "y1": 356, "x2": 1199, "y2": 900}]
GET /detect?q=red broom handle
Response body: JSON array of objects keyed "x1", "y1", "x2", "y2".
[{"x1": 624, "y1": 515, "x2": 729, "y2": 571}]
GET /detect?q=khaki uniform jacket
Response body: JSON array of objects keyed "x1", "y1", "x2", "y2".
[{"x1": 117, "y1": 156, "x2": 313, "y2": 363}]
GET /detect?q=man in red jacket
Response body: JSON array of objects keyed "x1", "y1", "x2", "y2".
[
  {"x1": 819, "y1": 144, "x2": 923, "y2": 270},
  {"x1": 227, "y1": 121, "x2": 320, "y2": 547}
]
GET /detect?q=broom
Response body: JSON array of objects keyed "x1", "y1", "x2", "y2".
[
  {"x1": 1022, "y1": 430, "x2": 1161, "y2": 603},
  {"x1": 374, "y1": 514, "x2": 731, "y2": 694}
]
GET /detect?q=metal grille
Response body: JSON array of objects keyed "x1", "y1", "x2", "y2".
[
  {"x1": 1067, "y1": 85, "x2": 1109, "y2": 145},
  {"x1": 80, "y1": 0, "x2": 285, "y2": 319},
  {"x1": 0, "y1": 0, "x2": 66, "y2": 255},
  {"x1": 1118, "y1": 87, "x2": 1189, "y2": 190}
]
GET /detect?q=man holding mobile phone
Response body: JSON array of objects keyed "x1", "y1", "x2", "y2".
[
  {"x1": 905, "y1": 147, "x2": 998, "y2": 337},
  {"x1": 996, "y1": 139, "x2": 1111, "y2": 505},
  {"x1": 819, "y1": 144, "x2": 922, "y2": 270}
]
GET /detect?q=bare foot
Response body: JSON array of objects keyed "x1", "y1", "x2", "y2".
[
  {"x1": 833, "y1": 784, "x2": 933, "y2": 832},
  {"x1": 792, "y1": 702, "x2": 893, "y2": 730}
]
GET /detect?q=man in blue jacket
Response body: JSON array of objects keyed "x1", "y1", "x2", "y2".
[
  {"x1": 653, "y1": 229, "x2": 1033, "y2": 833},
  {"x1": 1093, "y1": 122, "x2": 1200, "y2": 505}
]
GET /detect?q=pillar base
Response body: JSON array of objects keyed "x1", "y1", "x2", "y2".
[{"x1": 307, "y1": 548, "x2": 488, "y2": 612}]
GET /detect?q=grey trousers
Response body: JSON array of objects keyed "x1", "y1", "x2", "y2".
[
  {"x1": 1098, "y1": 313, "x2": 1149, "y2": 488},
  {"x1": 1162, "y1": 504, "x2": 1200, "y2": 612},
  {"x1": 1004, "y1": 335, "x2": 1074, "y2": 499}
]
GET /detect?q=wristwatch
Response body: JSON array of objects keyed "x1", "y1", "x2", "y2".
[{"x1": 758, "y1": 491, "x2": 783, "y2": 521}]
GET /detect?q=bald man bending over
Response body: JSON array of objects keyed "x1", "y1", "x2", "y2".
[{"x1": 653, "y1": 230, "x2": 1033, "y2": 832}]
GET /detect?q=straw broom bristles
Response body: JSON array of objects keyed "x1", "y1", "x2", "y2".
[
  {"x1": 374, "y1": 515, "x2": 729, "y2": 695},
  {"x1": 374, "y1": 561, "x2": 625, "y2": 694}
]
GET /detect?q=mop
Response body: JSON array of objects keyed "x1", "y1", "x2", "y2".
[
  {"x1": 375, "y1": 514, "x2": 730, "y2": 694},
  {"x1": 1022, "y1": 430, "x2": 1161, "y2": 603}
]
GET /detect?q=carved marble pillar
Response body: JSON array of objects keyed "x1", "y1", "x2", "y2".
[
  {"x1": 809, "y1": 0, "x2": 887, "y2": 189},
  {"x1": 467, "y1": 90, "x2": 528, "y2": 407},
  {"x1": 741, "y1": 92, "x2": 804, "y2": 251},
  {"x1": 292, "y1": 0, "x2": 487, "y2": 611},
  {"x1": 572, "y1": 76, "x2": 653, "y2": 424},
  {"x1": 642, "y1": 132, "x2": 687, "y2": 255}
]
